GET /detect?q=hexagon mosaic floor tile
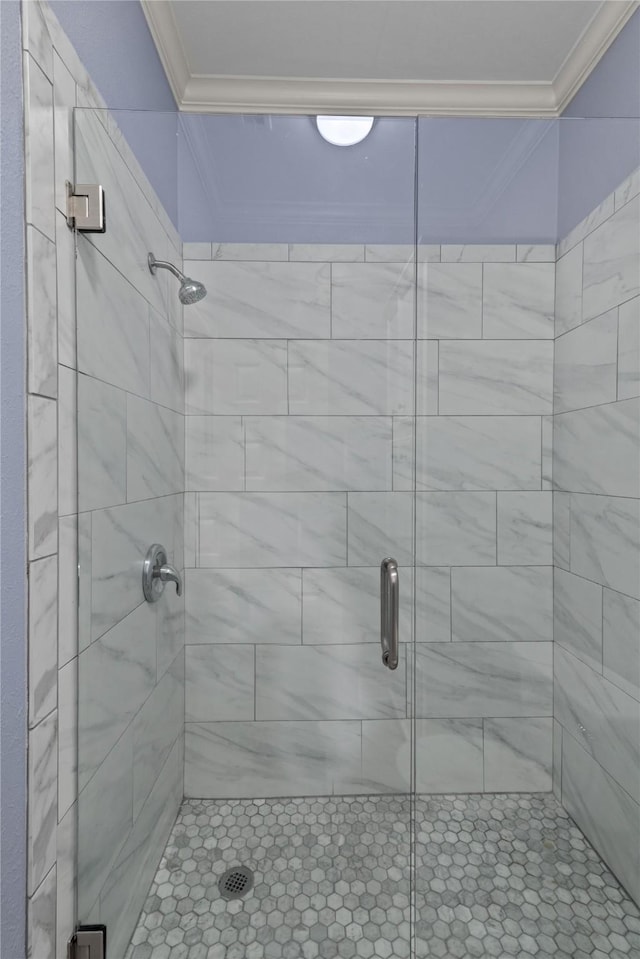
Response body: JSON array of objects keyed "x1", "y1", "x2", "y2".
[{"x1": 125, "y1": 794, "x2": 640, "y2": 959}]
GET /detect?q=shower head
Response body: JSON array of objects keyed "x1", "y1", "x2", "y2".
[{"x1": 148, "y1": 252, "x2": 207, "y2": 305}]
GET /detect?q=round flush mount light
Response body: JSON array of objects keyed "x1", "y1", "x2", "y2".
[{"x1": 316, "y1": 115, "x2": 374, "y2": 146}]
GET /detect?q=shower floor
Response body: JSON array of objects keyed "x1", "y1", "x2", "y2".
[{"x1": 125, "y1": 793, "x2": 639, "y2": 959}]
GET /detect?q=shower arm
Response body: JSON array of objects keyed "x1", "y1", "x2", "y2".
[{"x1": 148, "y1": 253, "x2": 185, "y2": 282}]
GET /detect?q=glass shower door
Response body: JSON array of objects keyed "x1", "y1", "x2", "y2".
[{"x1": 73, "y1": 106, "x2": 420, "y2": 959}]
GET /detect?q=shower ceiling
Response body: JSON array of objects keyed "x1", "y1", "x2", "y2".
[{"x1": 141, "y1": 0, "x2": 638, "y2": 115}]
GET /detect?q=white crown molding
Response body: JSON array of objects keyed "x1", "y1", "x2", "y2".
[{"x1": 143, "y1": 0, "x2": 639, "y2": 117}]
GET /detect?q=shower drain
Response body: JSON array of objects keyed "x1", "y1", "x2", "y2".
[{"x1": 218, "y1": 865, "x2": 254, "y2": 900}]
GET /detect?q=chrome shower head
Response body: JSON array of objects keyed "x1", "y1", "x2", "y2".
[{"x1": 148, "y1": 252, "x2": 207, "y2": 305}]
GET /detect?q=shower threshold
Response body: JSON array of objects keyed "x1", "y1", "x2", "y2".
[{"x1": 125, "y1": 793, "x2": 639, "y2": 959}]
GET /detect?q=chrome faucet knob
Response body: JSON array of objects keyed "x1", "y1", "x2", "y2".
[
  {"x1": 157, "y1": 563, "x2": 183, "y2": 596},
  {"x1": 142, "y1": 544, "x2": 182, "y2": 602}
]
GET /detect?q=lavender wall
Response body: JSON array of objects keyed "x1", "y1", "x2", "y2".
[
  {"x1": 559, "y1": 9, "x2": 640, "y2": 238},
  {"x1": 0, "y1": 3, "x2": 27, "y2": 957}
]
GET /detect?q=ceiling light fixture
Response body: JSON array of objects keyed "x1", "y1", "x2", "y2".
[{"x1": 316, "y1": 115, "x2": 374, "y2": 146}]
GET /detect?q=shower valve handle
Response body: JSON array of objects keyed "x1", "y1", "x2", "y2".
[{"x1": 142, "y1": 544, "x2": 182, "y2": 602}]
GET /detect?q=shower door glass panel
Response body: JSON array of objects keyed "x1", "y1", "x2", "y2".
[{"x1": 73, "y1": 106, "x2": 419, "y2": 958}]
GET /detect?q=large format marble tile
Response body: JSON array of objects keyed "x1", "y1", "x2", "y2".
[
  {"x1": 554, "y1": 244, "x2": 583, "y2": 336},
  {"x1": 185, "y1": 721, "x2": 361, "y2": 797},
  {"x1": 554, "y1": 398, "x2": 640, "y2": 499},
  {"x1": 570, "y1": 493, "x2": 640, "y2": 599},
  {"x1": 24, "y1": 52, "x2": 55, "y2": 241},
  {"x1": 186, "y1": 645, "x2": 254, "y2": 722},
  {"x1": 484, "y1": 718, "x2": 552, "y2": 791},
  {"x1": 185, "y1": 339, "x2": 288, "y2": 415},
  {"x1": 77, "y1": 729, "x2": 133, "y2": 918},
  {"x1": 198, "y1": 492, "x2": 346, "y2": 568},
  {"x1": 28, "y1": 396, "x2": 57, "y2": 560},
  {"x1": 415, "y1": 718, "x2": 483, "y2": 793},
  {"x1": 58, "y1": 514, "x2": 78, "y2": 668},
  {"x1": 355, "y1": 720, "x2": 411, "y2": 793},
  {"x1": 256, "y1": 644, "x2": 405, "y2": 720},
  {"x1": 186, "y1": 416, "x2": 244, "y2": 491},
  {"x1": 302, "y1": 566, "x2": 381, "y2": 645},
  {"x1": 416, "y1": 340, "x2": 439, "y2": 414},
  {"x1": 77, "y1": 374, "x2": 127, "y2": 512},
  {"x1": 126, "y1": 395, "x2": 184, "y2": 501},
  {"x1": 57, "y1": 364, "x2": 76, "y2": 519},
  {"x1": 53, "y1": 49, "x2": 76, "y2": 216},
  {"x1": 554, "y1": 568, "x2": 603, "y2": 673},
  {"x1": 246, "y1": 415, "x2": 392, "y2": 491},
  {"x1": 415, "y1": 642, "x2": 552, "y2": 718},
  {"x1": 417, "y1": 263, "x2": 482, "y2": 339},
  {"x1": 57, "y1": 658, "x2": 77, "y2": 823},
  {"x1": 76, "y1": 237, "x2": 150, "y2": 397},
  {"x1": 416, "y1": 491, "x2": 496, "y2": 566},
  {"x1": 603, "y1": 588, "x2": 640, "y2": 701},
  {"x1": 346, "y1": 492, "x2": 414, "y2": 566},
  {"x1": 332, "y1": 263, "x2": 415, "y2": 339},
  {"x1": 290, "y1": 243, "x2": 364, "y2": 262},
  {"x1": 28, "y1": 554, "x2": 58, "y2": 727},
  {"x1": 28, "y1": 711, "x2": 57, "y2": 894},
  {"x1": 615, "y1": 168, "x2": 640, "y2": 211},
  {"x1": 393, "y1": 415, "x2": 541, "y2": 491},
  {"x1": 555, "y1": 646, "x2": 640, "y2": 801},
  {"x1": 554, "y1": 309, "x2": 618, "y2": 414},
  {"x1": 56, "y1": 209, "x2": 76, "y2": 369},
  {"x1": 483, "y1": 263, "x2": 554, "y2": 338},
  {"x1": 288, "y1": 340, "x2": 415, "y2": 415},
  {"x1": 78, "y1": 602, "x2": 156, "y2": 791},
  {"x1": 439, "y1": 341, "x2": 553, "y2": 415},
  {"x1": 132, "y1": 659, "x2": 184, "y2": 820},
  {"x1": 28, "y1": 866, "x2": 56, "y2": 959},
  {"x1": 184, "y1": 261, "x2": 330, "y2": 338},
  {"x1": 542, "y1": 414, "x2": 553, "y2": 490},
  {"x1": 451, "y1": 566, "x2": 552, "y2": 644},
  {"x1": 497, "y1": 491, "x2": 552, "y2": 565},
  {"x1": 516, "y1": 244, "x2": 555, "y2": 262},
  {"x1": 440, "y1": 245, "x2": 515, "y2": 262},
  {"x1": 583, "y1": 196, "x2": 640, "y2": 321},
  {"x1": 150, "y1": 307, "x2": 184, "y2": 414},
  {"x1": 553, "y1": 491, "x2": 571, "y2": 569},
  {"x1": 23, "y1": 0, "x2": 53, "y2": 79},
  {"x1": 26, "y1": 226, "x2": 57, "y2": 398},
  {"x1": 186, "y1": 568, "x2": 301, "y2": 645},
  {"x1": 561, "y1": 732, "x2": 640, "y2": 907},
  {"x1": 210, "y1": 243, "x2": 289, "y2": 261},
  {"x1": 415, "y1": 567, "x2": 451, "y2": 643},
  {"x1": 558, "y1": 193, "x2": 614, "y2": 260},
  {"x1": 618, "y1": 295, "x2": 640, "y2": 400}
]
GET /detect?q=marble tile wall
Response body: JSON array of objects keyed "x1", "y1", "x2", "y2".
[
  {"x1": 182, "y1": 240, "x2": 555, "y2": 801},
  {"x1": 552, "y1": 166, "x2": 640, "y2": 907},
  {"x1": 22, "y1": 3, "x2": 185, "y2": 956}
]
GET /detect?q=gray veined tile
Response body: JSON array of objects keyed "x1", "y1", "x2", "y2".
[
  {"x1": 583, "y1": 195, "x2": 640, "y2": 322},
  {"x1": 554, "y1": 243, "x2": 583, "y2": 336},
  {"x1": 365, "y1": 244, "x2": 417, "y2": 263},
  {"x1": 132, "y1": 660, "x2": 184, "y2": 819},
  {"x1": 289, "y1": 339, "x2": 415, "y2": 416},
  {"x1": 28, "y1": 710, "x2": 57, "y2": 894},
  {"x1": 554, "y1": 646, "x2": 640, "y2": 802},
  {"x1": 618, "y1": 295, "x2": 640, "y2": 400},
  {"x1": 24, "y1": 52, "x2": 55, "y2": 241},
  {"x1": 393, "y1": 415, "x2": 541, "y2": 491},
  {"x1": 184, "y1": 720, "x2": 361, "y2": 798},
  {"x1": 185, "y1": 338, "x2": 288, "y2": 415},
  {"x1": 77, "y1": 374, "x2": 127, "y2": 512},
  {"x1": 126, "y1": 394, "x2": 184, "y2": 501},
  {"x1": 58, "y1": 657, "x2": 77, "y2": 822},
  {"x1": 210, "y1": 242, "x2": 288, "y2": 261},
  {"x1": 353, "y1": 719, "x2": 411, "y2": 793},
  {"x1": 415, "y1": 566, "x2": 451, "y2": 643},
  {"x1": 186, "y1": 416, "x2": 244, "y2": 492},
  {"x1": 553, "y1": 491, "x2": 571, "y2": 569},
  {"x1": 484, "y1": 718, "x2": 552, "y2": 792},
  {"x1": 570, "y1": 493, "x2": 640, "y2": 599},
  {"x1": 615, "y1": 167, "x2": 640, "y2": 211},
  {"x1": 149, "y1": 306, "x2": 184, "y2": 413},
  {"x1": 182, "y1": 242, "x2": 211, "y2": 260},
  {"x1": 290, "y1": 243, "x2": 364, "y2": 261},
  {"x1": 58, "y1": 514, "x2": 78, "y2": 667},
  {"x1": 542, "y1": 414, "x2": 553, "y2": 489},
  {"x1": 415, "y1": 718, "x2": 483, "y2": 793},
  {"x1": 554, "y1": 398, "x2": 640, "y2": 499},
  {"x1": 331, "y1": 262, "x2": 415, "y2": 339},
  {"x1": 439, "y1": 340, "x2": 553, "y2": 415},
  {"x1": 603, "y1": 588, "x2": 640, "y2": 701},
  {"x1": 516, "y1": 244, "x2": 556, "y2": 262},
  {"x1": 483, "y1": 263, "x2": 555, "y2": 339},
  {"x1": 198, "y1": 492, "x2": 347, "y2": 568},
  {"x1": 451, "y1": 566, "x2": 552, "y2": 644},
  {"x1": 440, "y1": 244, "x2": 515, "y2": 262},
  {"x1": 58, "y1": 365, "x2": 76, "y2": 519},
  {"x1": 554, "y1": 308, "x2": 618, "y2": 414},
  {"x1": 53, "y1": 49, "x2": 76, "y2": 215},
  {"x1": 23, "y1": 0, "x2": 53, "y2": 78},
  {"x1": 255, "y1": 644, "x2": 405, "y2": 720},
  {"x1": 28, "y1": 865, "x2": 56, "y2": 959},
  {"x1": 416, "y1": 642, "x2": 552, "y2": 718},
  {"x1": 28, "y1": 554, "x2": 58, "y2": 727},
  {"x1": 417, "y1": 262, "x2": 482, "y2": 339},
  {"x1": 416, "y1": 340, "x2": 438, "y2": 414},
  {"x1": 184, "y1": 261, "x2": 330, "y2": 338},
  {"x1": 28, "y1": 395, "x2": 57, "y2": 560},
  {"x1": 186, "y1": 645, "x2": 254, "y2": 721},
  {"x1": 302, "y1": 566, "x2": 379, "y2": 645},
  {"x1": 347, "y1": 492, "x2": 414, "y2": 566},
  {"x1": 186, "y1": 567, "x2": 301, "y2": 646},
  {"x1": 26, "y1": 226, "x2": 57, "y2": 398},
  {"x1": 246, "y1": 415, "x2": 392, "y2": 492},
  {"x1": 554, "y1": 568, "x2": 603, "y2": 673},
  {"x1": 497, "y1": 491, "x2": 552, "y2": 565},
  {"x1": 416, "y1": 491, "x2": 496, "y2": 566},
  {"x1": 56, "y1": 209, "x2": 76, "y2": 369},
  {"x1": 558, "y1": 192, "x2": 615, "y2": 260},
  {"x1": 553, "y1": 718, "x2": 562, "y2": 801}
]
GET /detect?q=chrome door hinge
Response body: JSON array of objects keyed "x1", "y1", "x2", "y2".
[
  {"x1": 66, "y1": 182, "x2": 106, "y2": 233},
  {"x1": 67, "y1": 925, "x2": 107, "y2": 959}
]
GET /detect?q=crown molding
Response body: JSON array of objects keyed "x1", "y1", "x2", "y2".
[{"x1": 142, "y1": 0, "x2": 639, "y2": 117}]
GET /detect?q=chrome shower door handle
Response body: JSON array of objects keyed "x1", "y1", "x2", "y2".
[{"x1": 380, "y1": 558, "x2": 399, "y2": 670}]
